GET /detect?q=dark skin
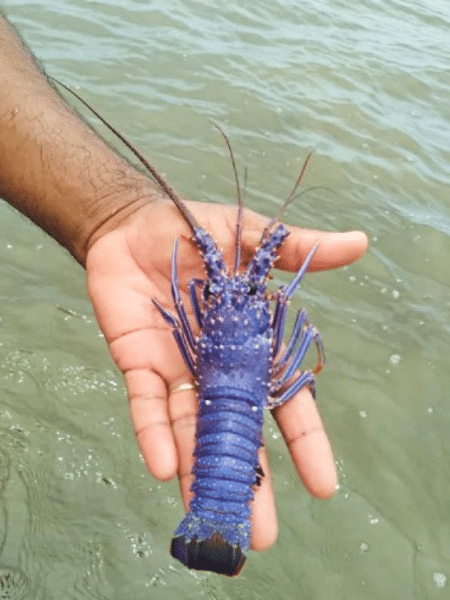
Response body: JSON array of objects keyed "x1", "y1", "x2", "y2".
[{"x1": 0, "y1": 13, "x2": 368, "y2": 550}]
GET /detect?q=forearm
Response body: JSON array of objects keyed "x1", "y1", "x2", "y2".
[{"x1": 0, "y1": 14, "x2": 158, "y2": 265}]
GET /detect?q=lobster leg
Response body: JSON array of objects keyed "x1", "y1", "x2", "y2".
[
  {"x1": 189, "y1": 278, "x2": 204, "y2": 329},
  {"x1": 269, "y1": 370, "x2": 317, "y2": 408},
  {"x1": 268, "y1": 325, "x2": 322, "y2": 408},
  {"x1": 271, "y1": 242, "x2": 319, "y2": 360},
  {"x1": 283, "y1": 242, "x2": 319, "y2": 299},
  {"x1": 274, "y1": 326, "x2": 319, "y2": 388},
  {"x1": 271, "y1": 295, "x2": 288, "y2": 357},
  {"x1": 273, "y1": 308, "x2": 308, "y2": 375},
  {"x1": 170, "y1": 239, "x2": 197, "y2": 352},
  {"x1": 152, "y1": 299, "x2": 196, "y2": 376},
  {"x1": 274, "y1": 325, "x2": 322, "y2": 389}
]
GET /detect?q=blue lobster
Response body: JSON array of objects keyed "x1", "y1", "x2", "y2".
[
  {"x1": 52, "y1": 79, "x2": 324, "y2": 577},
  {"x1": 152, "y1": 158, "x2": 324, "y2": 575},
  {"x1": 153, "y1": 216, "x2": 323, "y2": 576}
]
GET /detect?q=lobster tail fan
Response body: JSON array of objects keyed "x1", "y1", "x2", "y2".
[{"x1": 170, "y1": 534, "x2": 246, "y2": 577}]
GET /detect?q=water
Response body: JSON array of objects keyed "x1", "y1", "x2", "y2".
[{"x1": 1, "y1": 0, "x2": 449, "y2": 597}]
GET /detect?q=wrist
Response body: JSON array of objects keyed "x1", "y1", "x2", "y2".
[{"x1": 82, "y1": 176, "x2": 163, "y2": 262}]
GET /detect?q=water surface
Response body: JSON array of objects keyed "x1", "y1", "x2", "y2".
[{"x1": 1, "y1": 0, "x2": 450, "y2": 597}]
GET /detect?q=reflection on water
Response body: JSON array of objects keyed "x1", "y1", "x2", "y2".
[{"x1": 1, "y1": 0, "x2": 450, "y2": 597}]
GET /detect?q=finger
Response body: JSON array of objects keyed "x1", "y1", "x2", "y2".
[
  {"x1": 250, "y1": 447, "x2": 278, "y2": 551},
  {"x1": 125, "y1": 367, "x2": 178, "y2": 481},
  {"x1": 272, "y1": 386, "x2": 338, "y2": 498},
  {"x1": 109, "y1": 322, "x2": 194, "y2": 483}
]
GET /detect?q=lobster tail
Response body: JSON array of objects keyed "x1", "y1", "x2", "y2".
[
  {"x1": 168, "y1": 386, "x2": 263, "y2": 576},
  {"x1": 170, "y1": 533, "x2": 246, "y2": 576}
]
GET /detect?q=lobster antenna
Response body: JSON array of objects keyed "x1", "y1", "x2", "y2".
[
  {"x1": 213, "y1": 124, "x2": 243, "y2": 275},
  {"x1": 243, "y1": 166, "x2": 248, "y2": 199},
  {"x1": 262, "y1": 151, "x2": 314, "y2": 240},
  {"x1": 49, "y1": 77, "x2": 200, "y2": 233},
  {"x1": 289, "y1": 185, "x2": 334, "y2": 204}
]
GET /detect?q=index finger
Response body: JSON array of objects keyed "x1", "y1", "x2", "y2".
[
  {"x1": 280, "y1": 228, "x2": 369, "y2": 272},
  {"x1": 241, "y1": 226, "x2": 368, "y2": 272}
]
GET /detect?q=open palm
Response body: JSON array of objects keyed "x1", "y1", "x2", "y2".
[{"x1": 86, "y1": 199, "x2": 367, "y2": 551}]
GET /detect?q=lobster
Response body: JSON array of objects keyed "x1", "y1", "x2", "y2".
[{"x1": 52, "y1": 79, "x2": 324, "y2": 577}]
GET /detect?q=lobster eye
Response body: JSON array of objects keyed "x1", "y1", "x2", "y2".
[
  {"x1": 203, "y1": 283, "x2": 211, "y2": 300},
  {"x1": 248, "y1": 284, "x2": 258, "y2": 296}
]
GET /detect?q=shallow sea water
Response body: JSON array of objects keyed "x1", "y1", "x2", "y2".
[{"x1": 1, "y1": 0, "x2": 450, "y2": 598}]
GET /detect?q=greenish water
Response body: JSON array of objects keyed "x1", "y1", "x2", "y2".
[{"x1": 1, "y1": 0, "x2": 450, "y2": 597}]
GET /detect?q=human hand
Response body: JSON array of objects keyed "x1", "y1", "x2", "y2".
[{"x1": 86, "y1": 199, "x2": 368, "y2": 551}]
